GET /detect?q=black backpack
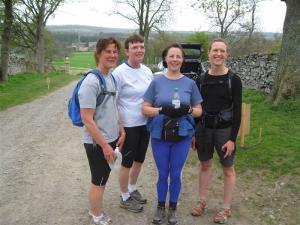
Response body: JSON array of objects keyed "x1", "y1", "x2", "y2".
[
  {"x1": 196, "y1": 69, "x2": 234, "y2": 101},
  {"x1": 196, "y1": 69, "x2": 235, "y2": 125}
]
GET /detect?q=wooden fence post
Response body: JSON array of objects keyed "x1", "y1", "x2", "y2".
[
  {"x1": 238, "y1": 103, "x2": 251, "y2": 148},
  {"x1": 64, "y1": 57, "x2": 70, "y2": 73}
]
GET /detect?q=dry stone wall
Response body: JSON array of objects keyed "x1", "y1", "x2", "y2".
[
  {"x1": 7, "y1": 54, "x2": 27, "y2": 75},
  {"x1": 203, "y1": 53, "x2": 279, "y2": 93}
]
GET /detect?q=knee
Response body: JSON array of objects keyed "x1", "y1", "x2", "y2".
[
  {"x1": 200, "y1": 160, "x2": 213, "y2": 172},
  {"x1": 170, "y1": 170, "x2": 181, "y2": 182},
  {"x1": 223, "y1": 166, "x2": 236, "y2": 178},
  {"x1": 158, "y1": 170, "x2": 169, "y2": 182}
]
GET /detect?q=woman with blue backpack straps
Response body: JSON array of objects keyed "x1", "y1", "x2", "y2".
[{"x1": 78, "y1": 37, "x2": 125, "y2": 225}]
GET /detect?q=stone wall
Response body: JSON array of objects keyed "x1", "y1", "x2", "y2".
[
  {"x1": 228, "y1": 53, "x2": 278, "y2": 93},
  {"x1": 7, "y1": 54, "x2": 27, "y2": 75},
  {"x1": 204, "y1": 53, "x2": 279, "y2": 93}
]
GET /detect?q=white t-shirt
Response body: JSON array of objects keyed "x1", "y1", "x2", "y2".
[{"x1": 113, "y1": 62, "x2": 153, "y2": 127}]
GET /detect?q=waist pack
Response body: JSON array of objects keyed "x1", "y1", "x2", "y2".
[
  {"x1": 217, "y1": 107, "x2": 233, "y2": 122},
  {"x1": 68, "y1": 69, "x2": 116, "y2": 127},
  {"x1": 161, "y1": 118, "x2": 186, "y2": 142}
]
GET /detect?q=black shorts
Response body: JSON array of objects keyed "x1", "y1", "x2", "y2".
[
  {"x1": 195, "y1": 125, "x2": 236, "y2": 167},
  {"x1": 121, "y1": 125, "x2": 150, "y2": 168},
  {"x1": 84, "y1": 140, "x2": 117, "y2": 186}
]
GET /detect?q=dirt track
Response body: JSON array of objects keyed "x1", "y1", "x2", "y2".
[{"x1": 0, "y1": 82, "x2": 299, "y2": 225}]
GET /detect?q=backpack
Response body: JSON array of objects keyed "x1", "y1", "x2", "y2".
[
  {"x1": 196, "y1": 69, "x2": 234, "y2": 101},
  {"x1": 196, "y1": 69, "x2": 235, "y2": 126},
  {"x1": 68, "y1": 69, "x2": 116, "y2": 127}
]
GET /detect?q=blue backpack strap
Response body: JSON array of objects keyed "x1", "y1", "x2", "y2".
[{"x1": 86, "y1": 69, "x2": 107, "y2": 107}]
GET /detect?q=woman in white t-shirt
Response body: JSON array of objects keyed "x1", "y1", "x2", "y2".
[{"x1": 112, "y1": 34, "x2": 153, "y2": 213}]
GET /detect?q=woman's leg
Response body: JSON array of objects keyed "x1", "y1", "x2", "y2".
[
  {"x1": 151, "y1": 138, "x2": 171, "y2": 203},
  {"x1": 169, "y1": 137, "x2": 192, "y2": 203}
]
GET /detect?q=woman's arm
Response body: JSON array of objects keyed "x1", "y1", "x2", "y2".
[
  {"x1": 191, "y1": 104, "x2": 202, "y2": 118},
  {"x1": 80, "y1": 108, "x2": 116, "y2": 162},
  {"x1": 142, "y1": 101, "x2": 160, "y2": 117},
  {"x1": 117, "y1": 110, "x2": 126, "y2": 149}
]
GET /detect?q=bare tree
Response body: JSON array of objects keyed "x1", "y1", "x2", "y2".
[
  {"x1": 14, "y1": 0, "x2": 63, "y2": 73},
  {"x1": 192, "y1": 0, "x2": 249, "y2": 38},
  {"x1": 269, "y1": 0, "x2": 300, "y2": 103},
  {"x1": 0, "y1": 0, "x2": 14, "y2": 81},
  {"x1": 112, "y1": 0, "x2": 172, "y2": 46},
  {"x1": 239, "y1": 0, "x2": 263, "y2": 40}
]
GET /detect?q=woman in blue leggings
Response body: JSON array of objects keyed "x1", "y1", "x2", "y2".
[{"x1": 142, "y1": 43, "x2": 202, "y2": 224}]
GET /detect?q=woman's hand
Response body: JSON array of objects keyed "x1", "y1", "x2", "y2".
[
  {"x1": 102, "y1": 144, "x2": 116, "y2": 163},
  {"x1": 117, "y1": 129, "x2": 126, "y2": 150},
  {"x1": 222, "y1": 140, "x2": 235, "y2": 158}
]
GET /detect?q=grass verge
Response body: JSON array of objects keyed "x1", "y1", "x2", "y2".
[
  {"x1": 0, "y1": 72, "x2": 81, "y2": 111},
  {"x1": 187, "y1": 89, "x2": 300, "y2": 181}
]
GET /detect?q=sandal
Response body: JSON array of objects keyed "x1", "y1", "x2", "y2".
[
  {"x1": 191, "y1": 200, "x2": 207, "y2": 216},
  {"x1": 213, "y1": 208, "x2": 231, "y2": 224}
]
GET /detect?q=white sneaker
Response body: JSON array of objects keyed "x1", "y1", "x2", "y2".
[{"x1": 88, "y1": 210, "x2": 112, "y2": 224}]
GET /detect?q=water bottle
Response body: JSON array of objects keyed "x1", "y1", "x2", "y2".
[
  {"x1": 108, "y1": 147, "x2": 122, "y2": 171},
  {"x1": 172, "y1": 88, "x2": 181, "y2": 109}
]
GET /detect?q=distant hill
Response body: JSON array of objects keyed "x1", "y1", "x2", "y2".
[
  {"x1": 47, "y1": 25, "x2": 136, "y2": 35},
  {"x1": 47, "y1": 25, "x2": 280, "y2": 40}
]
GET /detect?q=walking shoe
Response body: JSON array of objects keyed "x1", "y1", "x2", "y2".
[
  {"x1": 130, "y1": 189, "x2": 147, "y2": 204},
  {"x1": 191, "y1": 200, "x2": 207, "y2": 216},
  {"x1": 90, "y1": 217, "x2": 108, "y2": 225},
  {"x1": 88, "y1": 210, "x2": 112, "y2": 225},
  {"x1": 167, "y1": 208, "x2": 177, "y2": 225},
  {"x1": 120, "y1": 196, "x2": 143, "y2": 213},
  {"x1": 213, "y1": 208, "x2": 231, "y2": 224},
  {"x1": 152, "y1": 206, "x2": 165, "y2": 224}
]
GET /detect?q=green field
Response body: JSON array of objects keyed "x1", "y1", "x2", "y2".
[
  {"x1": 52, "y1": 52, "x2": 96, "y2": 69},
  {"x1": 0, "y1": 72, "x2": 80, "y2": 111}
]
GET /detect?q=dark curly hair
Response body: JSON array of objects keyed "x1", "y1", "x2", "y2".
[{"x1": 161, "y1": 43, "x2": 185, "y2": 68}]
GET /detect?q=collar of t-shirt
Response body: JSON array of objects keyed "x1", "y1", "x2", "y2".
[{"x1": 124, "y1": 60, "x2": 141, "y2": 69}]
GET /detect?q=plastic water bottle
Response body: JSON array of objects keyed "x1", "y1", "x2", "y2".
[
  {"x1": 108, "y1": 147, "x2": 122, "y2": 171},
  {"x1": 172, "y1": 88, "x2": 180, "y2": 109}
]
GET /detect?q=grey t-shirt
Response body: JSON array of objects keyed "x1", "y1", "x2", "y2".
[{"x1": 78, "y1": 72, "x2": 119, "y2": 144}]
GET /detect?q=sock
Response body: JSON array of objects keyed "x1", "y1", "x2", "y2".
[
  {"x1": 92, "y1": 213, "x2": 103, "y2": 223},
  {"x1": 169, "y1": 201, "x2": 177, "y2": 210},
  {"x1": 158, "y1": 201, "x2": 166, "y2": 208},
  {"x1": 128, "y1": 184, "x2": 137, "y2": 193},
  {"x1": 121, "y1": 192, "x2": 130, "y2": 201},
  {"x1": 169, "y1": 202, "x2": 177, "y2": 210},
  {"x1": 223, "y1": 203, "x2": 231, "y2": 209}
]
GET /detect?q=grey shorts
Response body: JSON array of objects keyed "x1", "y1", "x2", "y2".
[{"x1": 195, "y1": 125, "x2": 236, "y2": 166}]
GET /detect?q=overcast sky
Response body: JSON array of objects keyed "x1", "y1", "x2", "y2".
[{"x1": 47, "y1": 0, "x2": 286, "y2": 33}]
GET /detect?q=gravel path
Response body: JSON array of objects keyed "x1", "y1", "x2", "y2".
[{"x1": 0, "y1": 82, "x2": 298, "y2": 225}]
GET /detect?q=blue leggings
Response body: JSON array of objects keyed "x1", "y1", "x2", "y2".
[{"x1": 151, "y1": 136, "x2": 192, "y2": 203}]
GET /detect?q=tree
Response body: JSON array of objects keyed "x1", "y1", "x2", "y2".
[
  {"x1": 112, "y1": 0, "x2": 172, "y2": 46},
  {"x1": 14, "y1": 0, "x2": 64, "y2": 73},
  {"x1": 192, "y1": 0, "x2": 249, "y2": 38},
  {"x1": 239, "y1": 0, "x2": 262, "y2": 40},
  {"x1": 184, "y1": 32, "x2": 210, "y2": 61},
  {"x1": 0, "y1": 0, "x2": 14, "y2": 81},
  {"x1": 269, "y1": 0, "x2": 300, "y2": 103}
]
